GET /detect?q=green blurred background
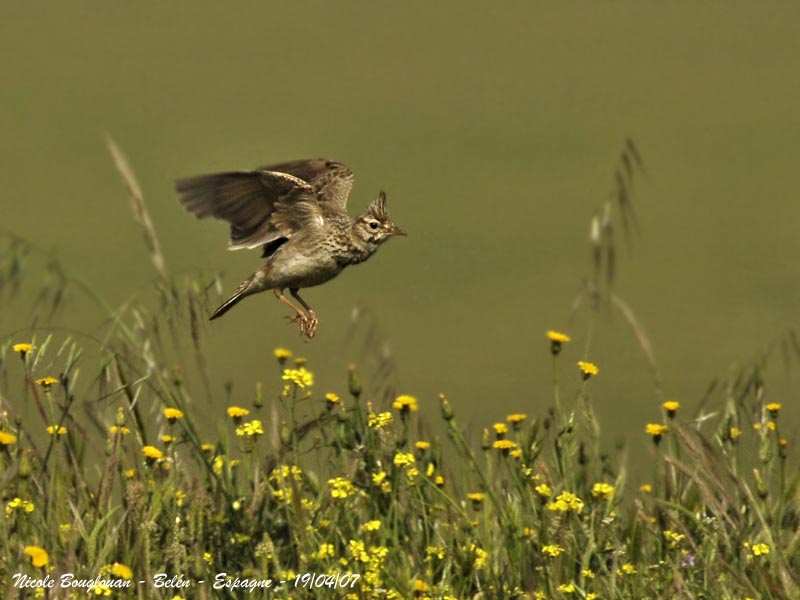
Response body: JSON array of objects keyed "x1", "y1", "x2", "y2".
[{"x1": 3, "y1": 3, "x2": 799, "y2": 459}]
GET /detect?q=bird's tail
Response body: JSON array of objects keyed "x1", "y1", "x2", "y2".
[{"x1": 209, "y1": 275, "x2": 255, "y2": 321}]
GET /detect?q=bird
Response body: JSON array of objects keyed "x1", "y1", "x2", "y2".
[{"x1": 175, "y1": 159, "x2": 406, "y2": 338}]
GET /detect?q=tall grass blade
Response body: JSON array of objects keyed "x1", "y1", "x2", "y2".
[{"x1": 106, "y1": 135, "x2": 168, "y2": 284}]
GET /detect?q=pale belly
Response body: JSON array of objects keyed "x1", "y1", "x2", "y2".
[{"x1": 264, "y1": 250, "x2": 343, "y2": 289}]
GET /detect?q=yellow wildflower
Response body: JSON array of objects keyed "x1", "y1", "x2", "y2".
[
  {"x1": 535, "y1": 483, "x2": 553, "y2": 498},
  {"x1": 24, "y1": 545, "x2": 49, "y2": 567},
  {"x1": 591, "y1": 482, "x2": 615, "y2": 500},
  {"x1": 577, "y1": 361, "x2": 599, "y2": 380},
  {"x1": 547, "y1": 330, "x2": 571, "y2": 343},
  {"x1": 546, "y1": 491, "x2": 584, "y2": 513},
  {"x1": 547, "y1": 330, "x2": 571, "y2": 355},
  {"x1": 506, "y1": 413, "x2": 527, "y2": 430},
  {"x1": 272, "y1": 488, "x2": 292, "y2": 504},
  {"x1": 558, "y1": 582, "x2": 576, "y2": 593},
  {"x1": 751, "y1": 543, "x2": 770, "y2": 557},
  {"x1": 470, "y1": 544, "x2": 488, "y2": 569},
  {"x1": 316, "y1": 543, "x2": 334, "y2": 559},
  {"x1": 142, "y1": 446, "x2": 163, "y2": 461},
  {"x1": 111, "y1": 563, "x2": 133, "y2": 580},
  {"x1": 361, "y1": 520, "x2": 381, "y2": 531},
  {"x1": 729, "y1": 427, "x2": 742, "y2": 441},
  {"x1": 645, "y1": 423, "x2": 668, "y2": 445},
  {"x1": 493, "y1": 439, "x2": 517, "y2": 455},
  {"x1": 542, "y1": 544, "x2": 564, "y2": 557},
  {"x1": 273, "y1": 347, "x2": 292, "y2": 364},
  {"x1": 236, "y1": 419, "x2": 264, "y2": 437},
  {"x1": 328, "y1": 477, "x2": 354, "y2": 499},
  {"x1": 426, "y1": 546, "x2": 446, "y2": 560},
  {"x1": 282, "y1": 367, "x2": 314, "y2": 388},
  {"x1": 226, "y1": 406, "x2": 250, "y2": 425},
  {"x1": 393, "y1": 452, "x2": 415, "y2": 467},
  {"x1": 163, "y1": 408, "x2": 184, "y2": 423},
  {"x1": 324, "y1": 392, "x2": 340, "y2": 408},
  {"x1": 415, "y1": 440, "x2": 431, "y2": 452},
  {"x1": 766, "y1": 403, "x2": 781, "y2": 418},
  {"x1": 88, "y1": 582, "x2": 111, "y2": 595},
  {"x1": 393, "y1": 394, "x2": 418, "y2": 413},
  {"x1": 467, "y1": 492, "x2": 486, "y2": 509},
  {"x1": 368, "y1": 411, "x2": 393, "y2": 430},
  {"x1": 619, "y1": 563, "x2": 637, "y2": 575},
  {"x1": 269, "y1": 464, "x2": 303, "y2": 482},
  {"x1": 13, "y1": 343, "x2": 33, "y2": 357},
  {"x1": 6, "y1": 497, "x2": 35, "y2": 517},
  {"x1": 0, "y1": 431, "x2": 18, "y2": 445},
  {"x1": 35, "y1": 376, "x2": 59, "y2": 388},
  {"x1": 47, "y1": 425, "x2": 67, "y2": 436},
  {"x1": 348, "y1": 539, "x2": 370, "y2": 563},
  {"x1": 662, "y1": 400, "x2": 680, "y2": 418},
  {"x1": 663, "y1": 530, "x2": 685, "y2": 549}
]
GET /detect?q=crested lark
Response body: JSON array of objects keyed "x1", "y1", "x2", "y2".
[{"x1": 175, "y1": 159, "x2": 405, "y2": 338}]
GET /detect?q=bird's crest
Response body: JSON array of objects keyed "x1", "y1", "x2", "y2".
[{"x1": 367, "y1": 191, "x2": 391, "y2": 222}]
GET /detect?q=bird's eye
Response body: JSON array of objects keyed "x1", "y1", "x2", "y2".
[{"x1": 369, "y1": 221, "x2": 379, "y2": 230}]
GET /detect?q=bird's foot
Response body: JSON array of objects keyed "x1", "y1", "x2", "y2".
[
  {"x1": 288, "y1": 311, "x2": 318, "y2": 339},
  {"x1": 304, "y1": 311, "x2": 318, "y2": 338}
]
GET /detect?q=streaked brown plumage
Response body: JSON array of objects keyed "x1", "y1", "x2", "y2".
[{"x1": 175, "y1": 159, "x2": 405, "y2": 338}]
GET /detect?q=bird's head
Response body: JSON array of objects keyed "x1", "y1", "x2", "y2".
[{"x1": 353, "y1": 191, "x2": 407, "y2": 245}]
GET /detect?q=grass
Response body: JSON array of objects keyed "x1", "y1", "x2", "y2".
[{"x1": 0, "y1": 143, "x2": 798, "y2": 599}]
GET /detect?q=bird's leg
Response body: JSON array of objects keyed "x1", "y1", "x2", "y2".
[
  {"x1": 290, "y1": 288, "x2": 318, "y2": 338},
  {"x1": 273, "y1": 289, "x2": 310, "y2": 334}
]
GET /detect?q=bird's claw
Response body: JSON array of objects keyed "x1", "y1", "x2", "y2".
[
  {"x1": 288, "y1": 312, "x2": 318, "y2": 339},
  {"x1": 305, "y1": 312, "x2": 319, "y2": 338}
]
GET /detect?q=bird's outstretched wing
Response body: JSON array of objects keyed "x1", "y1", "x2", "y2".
[
  {"x1": 257, "y1": 159, "x2": 354, "y2": 211},
  {"x1": 176, "y1": 170, "x2": 323, "y2": 250}
]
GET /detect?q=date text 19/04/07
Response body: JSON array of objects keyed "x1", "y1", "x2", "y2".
[{"x1": 215, "y1": 572, "x2": 361, "y2": 592}]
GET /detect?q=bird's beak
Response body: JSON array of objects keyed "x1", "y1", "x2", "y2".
[{"x1": 390, "y1": 224, "x2": 408, "y2": 237}]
